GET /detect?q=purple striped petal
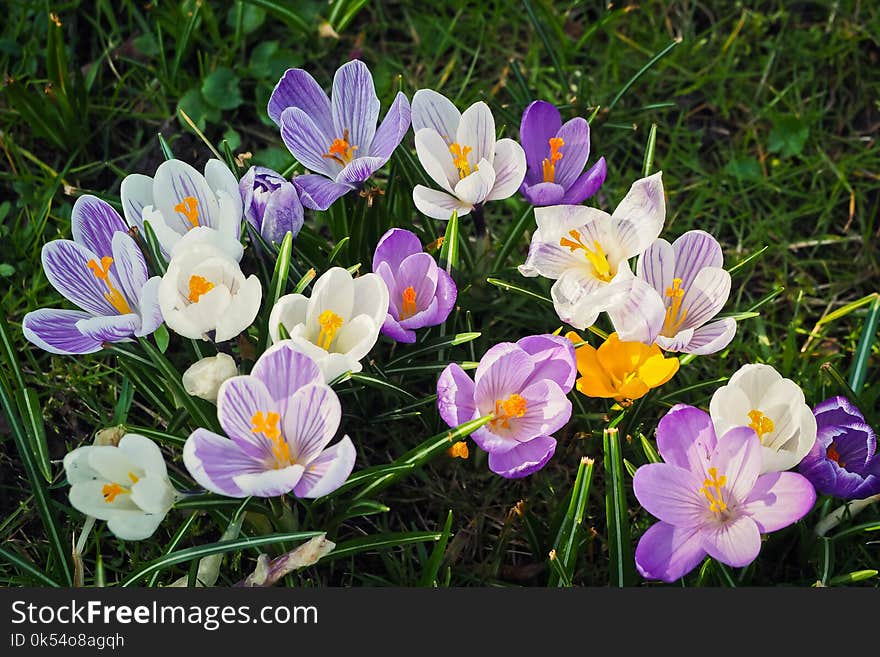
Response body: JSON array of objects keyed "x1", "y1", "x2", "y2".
[
  {"x1": 457, "y1": 102, "x2": 495, "y2": 164},
  {"x1": 700, "y1": 516, "x2": 761, "y2": 568},
  {"x1": 369, "y1": 91, "x2": 411, "y2": 161},
  {"x1": 183, "y1": 428, "x2": 265, "y2": 497},
  {"x1": 437, "y1": 363, "x2": 476, "y2": 428},
  {"x1": 336, "y1": 156, "x2": 385, "y2": 184},
  {"x1": 153, "y1": 159, "x2": 221, "y2": 234},
  {"x1": 293, "y1": 436, "x2": 356, "y2": 499},
  {"x1": 488, "y1": 434, "x2": 556, "y2": 479},
  {"x1": 397, "y1": 252, "x2": 439, "y2": 308},
  {"x1": 633, "y1": 463, "x2": 708, "y2": 528},
  {"x1": 120, "y1": 173, "x2": 154, "y2": 232},
  {"x1": 217, "y1": 375, "x2": 278, "y2": 461},
  {"x1": 552, "y1": 117, "x2": 591, "y2": 189},
  {"x1": 75, "y1": 313, "x2": 140, "y2": 343},
  {"x1": 251, "y1": 342, "x2": 323, "y2": 419},
  {"x1": 42, "y1": 240, "x2": 116, "y2": 316},
  {"x1": 110, "y1": 232, "x2": 148, "y2": 308},
  {"x1": 284, "y1": 383, "x2": 341, "y2": 465},
  {"x1": 814, "y1": 395, "x2": 866, "y2": 429},
  {"x1": 517, "y1": 333, "x2": 577, "y2": 392},
  {"x1": 711, "y1": 426, "x2": 762, "y2": 502},
  {"x1": 280, "y1": 107, "x2": 337, "y2": 178},
  {"x1": 636, "y1": 238, "x2": 674, "y2": 296},
  {"x1": 71, "y1": 195, "x2": 128, "y2": 257},
  {"x1": 521, "y1": 181, "x2": 566, "y2": 206},
  {"x1": 411, "y1": 89, "x2": 460, "y2": 144},
  {"x1": 520, "y1": 100, "x2": 562, "y2": 185},
  {"x1": 373, "y1": 228, "x2": 423, "y2": 273},
  {"x1": 635, "y1": 522, "x2": 706, "y2": 582},
  {"x1": 559, "y1": 156, "x2": 607, "y2": 204},
  {"x1": 268, "y1": 67, "x2": 333, "y2": 136},
  {"x1": 656, "y1": 405, "x2": 718, "y2": 471},
  {"x1": 260, "y1": 181, "x2": 304, "y2": 244},
  {"x1": 683, "y1": 318, "x2": 736, "y2": 355},
  {"x1": 607, "y1": 276, "x2": 666, "y2": 344},
  {"x1": 23, "y1": 308, "x2": 102, "y2": 355},
  {"x1": 293, "y1": 174, "x2": 354, "y2": 211},
  {"x1": 473, "y1": 343, "x2": 534, "y2": 408},
  {"x1": 672, "y1": 230, "x2": 723, "y2": 292},
  {"x1": 680, "y1": 267, "x2": 731, "y2": 330},
  {"x1": 232, "y1": 464, "x2": 305, "y2": 498},
  {"x1": 331, "y1": 60, "x2": 380, "y2": 154},
  {"x1": 742, "y1": 471, "x2": 816, "y2": 533}
]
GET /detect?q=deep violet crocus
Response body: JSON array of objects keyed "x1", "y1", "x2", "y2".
[
  {"x1": 437, "y1": 334, "x2": 576, "y2": 479},
  {"x1": 798, "y1": 396, "x2": 880, "y2": 500},
  {"x1": 372, "y1": 228, "x2": 457, "y2": 343},
  {"x1": 183, "y1": 342, "x2": 356, "y2": 498},
  {"x1": 633, "y1": 404, "x2": 816, "y2": 582},
  {"x1": 519, "y1": 100, "x2": 607, "y2": 206},
  {"x1": 239, "y1": 166, "x2": 304, "y2": 245},
  {"x1": 23, "y1": 195, "x2": 163, "y2": 355},
  {"x1": 269, "y1": 59, "x2": 411, "y2": 211}
]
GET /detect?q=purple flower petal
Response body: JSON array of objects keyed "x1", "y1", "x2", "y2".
[
  {"x1": 635, "y1": 521, "x2": 706, "y2": 582},
  {"x1": 633, "y1": 462, "x2": 707, "y2": 528},
  {"x1": 268, "y1": 67, "x2": 333, "y2": 136},
  {"x1": 232, "y1": 464, "x2": 305, "y2": 498},
  {"x1": 680, "y1": 267, "x2": 731, "y2": 331},
  {"x1": 711, "y1": 426, "x2": 762, "y2": 503},
  {"x1": 293, "y1": 174, "x2": 354, "y2": 211},
  {"x1": 552, "y1": 117, "x2": 591, "y2": 190},
  {"x1": 700, "y1": 516, "x2": 761, "y2": 568},
  {"x1": 110, "y1": 232, "x2": 148, "y2": 308},
  {"x1": 607, "y1": 275, "x2": 666, "y2": 344},
  {"x1": 521, "y1": 181, "x2": 566, "y2": 206},
  {"x1": 183, "y1": 428, "x2": 264, "y2": 497},
  {"x1": 260, "y1": 181, "x2": 304, "y2": 244},
  {"x1": 75, "y1": 313, "x2": 140, "y2": 343},
  {"x1": 23, "y1": 308, "x2": 103, "y2": 355},
  {"x1": 71, "y1": 195, "x2": 128, "y2": 258},
  {"x1": 293, "y1": 436, "x2": 356, "y2": 498},
  {"x1": 517, "y1": 333, "x2": 577, "y2": 392},
  {"x1": 814, "y1": 396, "x2": 866, "y2": 430},
  {"x1": 437, "y1": 363, "x2": 476, "y2": 428},
  {"x1": 397, "y1": 252, "x2": 439, "y2": 307},
  {"x1": 682, "y1": 318, "x2": 736, "y2": 355},
  {"x1": 336, "y1": 156, "x2": 385, "y2": 184},
  {"x1": 373, "y1": 228, "x2": 423, "y2": 273},
  {"x1": 251, "y1": 342, "x2": 323, "y2": 419},
  {"x1": 559, "y1": 157, "x2": 607, "y2": 204},
  {"x1": 153, "y1": 159, "x2": 222, "y2": 234},
  {"x1": 42, "y1": 239, "x2": 117, "y2": 316},
  {"x1": 411, "y1": 89, "x2": 460, "y2": 144},
  {"x1": 331, "y1": 60, "x2": 380, "y2": 155},
  {"x1": 284, "y1": 383, "x2": 341, "y2": 464},
  {"x1": 398, "y1": 295, "x2": 440, "y2": 330},
  {"x1": 488, "y1": 434, "x2": 556, "y2": 479},
  {"x1": 381, "y1": 315, "x2": 416, "y2": 343},
  {"x1": 473, "y1": 343, "x2": 534, "y2": 408},
  {"x1": 514, "y1": 379, "x2": 571, "y2": 439},
  {"x1": 519, "y1": 100, "x2": 562, "y2": 185},
  {"x1": 135, "y1": 277, "x2": 163, "y2": 338},
  {"x1": 280, "y1": 107, "x2": 337, "y2": 178},
  {"x1": 636, "y1": 238, "x2": 674, "y2": 296},
  {"x1": 369, "y1": 91, "x2": 411, "y2": 161},
  {"x1": 217, "y1": 375, "x2": 278, "y2": 461},
  {"x1": 742, "y1": 471, "x2": 816, "y2": 533},
  {"x1": 672, "y1": 230, "x2": 723, "y2": 292},
  {"x1": 434, "y1": 269, "x2": 458, "y2": 324},
  {"x1": 655, "y1": 404, "x2": 718, "y2": 472}
]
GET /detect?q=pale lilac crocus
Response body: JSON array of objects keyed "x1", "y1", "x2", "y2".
[
  {"x1": 437, "y1": 334, "x2": 576, "y2": 479},
  {"x1": 634, "y1": 404, "x2": 816, "y2": 582},
  {"x1": 518, "y1": 100, "x2": 606, "y2": 206},
  {"x1": 269, "y1": 59, "x2": 411, "y2": 211},
  {"x1": 239, "y1": 166, "x2": 304, "y2": 245},
  {"x1": 23, "y1": 195, "x2": 163, "y2": 355},
  {"x1": 372, "y1": 228, "x2": 457, "y2": 343},
  {"x1": 183, "y1": 342, "x2": 356, "y2": 498}
]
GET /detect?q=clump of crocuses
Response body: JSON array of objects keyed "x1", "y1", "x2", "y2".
[{"x1": 239, "y1": 166, "x2": 304, "y2": 245}]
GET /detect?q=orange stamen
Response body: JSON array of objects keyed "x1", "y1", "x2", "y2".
[
  {"x1": 251, "y1": 411, "x2": 291, "y2": 467},
  {"x1": 400, "y1": 286, "x2": 418, "y2": 320},
  {"x1": 188, "y1": 275, "x2": 215, "y2": 303},
  {"x1": 449, "y1": 143, "x2": 473, "y2": 178},
  {"x1": 490, "y1": 393, "x2": 528, "y2": 431},
  {"x1": 174, "y1": 196, "x2": 200, "y2": 228},
  {"x1": 102, "y1": 482, "x2": 126, "y2": 503},
  {"x1": 827, "y1": 444, "x2": 845, "y2": 467},
  {"x1": 86, "y1": 256, "x2": 133, "y2": 315},
  {"x1": 322, "y1": 129, "x2": 358, "y2": 166},
  {"x1": 542, "y1": 137, "x2": 565, "y2": 183}
]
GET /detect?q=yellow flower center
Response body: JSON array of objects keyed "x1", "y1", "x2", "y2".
[
  {"x1": 748, "y1": 409, "x2": 775, "y2": 443},
  {"x1": 317, "y1": 310, "x2": 344, "y2": 351},
  {"x1": 400, "y1": 286, "x2": 418, "y2": 320},
  {"x1": 174, "y1": 196, "x2": 200, "y2": 228},
  {"x1": 86, "y1": 256, "x2": 133, "y2": 315},
  {"x1": 559, "y1": 230, "x2": 613, "y2": 282},
  {"x1": 490, "y1": 393, "x2": 528, "y2": 431},
  {"x1": 323, "y1": 129, "x2": 358, "y2": 166},
  {"x1": 188, "y1": 275, "x2": 215, "y2": 303},
  {"x1": 251, "y1": 410, "x2": 292, "y2": 468},
  {"x1": 101, "y1": 472, "x2": 139, "y2": 503},
  {"x1": 699, "y1": 467, "x2": 728, "y2": 514},
  {"x1": 448, "y1": 441, "x2": 470, "y2": 459},
  {"x1": 449, "y1": 142, "x2": 474, "y2": 179},
  {"x1": 542, "y1": 137, "x2": 565, "y2": 183},
  {"x1": 661, "y1": 277, "x2": 688, "y2": 336}
]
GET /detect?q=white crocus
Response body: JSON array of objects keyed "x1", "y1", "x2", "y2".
[
  {"x1": 182, "y1": 353, "x2": 238, "y2": 402},
  {"x1": 64, "y1": 433, "x2": 179, "y2": 541},
  {"x1": 121, "y1": 158, "x2": 243, "y2": 261},
  {"x1": 158, "y1": 229, "x2": 262, "y2": 342},
  {"x1": 411, "y1": 89, "x2": 526, "y2": 220},
  {"x1": 710, "y1": 363, "x2": 817, "y2": 474},
  {"x1": 518, "y1": 173, "x2": 666, "y2": 341},
  {"x1": 269, "y1": 267, "x2": 389, "y2": 382}
]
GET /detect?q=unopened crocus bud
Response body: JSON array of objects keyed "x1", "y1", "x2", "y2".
[
  {"x1": 182, "y1": 353, "x2": 238, "y2": 402},
  {"x1": 239, "y1": 166, "x2": 304, "y2": 245}
]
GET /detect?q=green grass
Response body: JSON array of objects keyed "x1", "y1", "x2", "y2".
[{"x1": 1, "y1": 0, "x2": 878, "y2": 587}]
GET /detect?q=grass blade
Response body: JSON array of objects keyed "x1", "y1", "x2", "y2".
[
  {"x1": 549, "y1": 456, "x2": 595, "y2": 586},
  {"x1": 419, "y1": 510, "x2": 454, "y2": 587},
  {"x1": 608, "y1": 38, "x2": 682, "y2": 111},
  {"x1": 603, "y1": 427, "x2": 634, "y2": 586},
  {"x1": 849, "y1": 294, "x2": 880, "y2": 391},
  {"x1": 326, "y1": 531, "x2": 442, "y2": 562},
  {"x1": 439, "y1": 211, "x2": 459, "y2": 273}
]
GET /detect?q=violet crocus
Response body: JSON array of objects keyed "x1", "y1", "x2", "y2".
[
  {"x1": 633, "y1": 404, "x2": 816, "y2": 582},
  {"x1": 437, "y1": 334, "x2": 576, "y2": 479},
  {"x1": 372, "y1": 228, "x2": 457, "y2": 343},
  {"x1": 23, "y1": 195, "x2": 163, "y2": 355},
  {"x1": 269, "y1": 59, "x2": 411, "y2": 211},
  {"x1": 798, "y1": 396, "x2": 880, "y2": 500},
  {"x1": 183, "y1": 342, "x2": 356, "y2": 498},
  {"x1": 518, "y1": 100, "x2": 607, "y2": 206},
  {"x1": 239, "y1": 166, "x2": 304, "y2": 245}
]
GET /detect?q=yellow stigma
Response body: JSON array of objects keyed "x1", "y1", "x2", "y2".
[
  {"x1": 317, "y1": 310, "x2": 344, "y2": 351},
  {"x1": 322, "y1": 128, "x2": 358, "y2": 166},
  {"x1": 251, "y1": 410, "x2": 291, "y2": 467},
  {"x1": 662, "y1": 278, "x2": 688, "y2": 336},
  {"x1": 449, "y1": 142, "x2": 473, "y2": 178},
  {"x1": 542, "y1": 137, "x2": 565, "y2": 183},
  {"x1": 400, "y1": 286, "x2": 418, "y2": 320},
  {"x1": 86, "y1": 256, "x2": 133, "y2": 315},
  {"x1": 490, "y1": 393, "x2": 528, "y2": 431},
  {"x1": 174, "y1": 196, "x2": 200, "y2": 228},
  {"x1": 101, "y1": 482, "x2": 127, "y2": 503},
  {"x1": 448, "y1": 441, "x2": 470, "y2": 459},
  {"x1": 188, "y1": 275, "x2": 215, "y2": 303},
  {"x1": 748, "y1": 409, "x2": 775, "y2": 442},
  {"x1": 128, "y1": 472, "x2": 139, "y2": 484},
  {"x1": 699, "y1": 467, "x2": 728, "y2": 514},
  {"x1": 558, "y1": 231, "x2": 613, "y2": 282}
]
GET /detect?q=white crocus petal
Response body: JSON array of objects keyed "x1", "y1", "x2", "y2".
[
  {"x1": 204, "y1": 159, "x2": 243, "y2": 220},
  {"x1": 142, "y1": 205, "x2": 182, "y2": 257},
  {"x1": 611, "y1": 172, "x2": 666, "y2": 258},
  {"x1": 413, "y1": 186, "x2": 472, "y2": 220},
  {"x1": 411, "y1": 89, "x2": 461, "y2": 144},
  {"x1": 519, "y1": 205, "x2": 609, "y2": 278},
  {"x1": 269, "y1": 294, "x2": 309, "y2": 342},
  {"x1": 456, "y1": 101, "x2": 495, "y2": 164},
  {"x1": 351, "y1": 273, "x2": 391, "y2": 331},
  {"x1": 215, "y1": 275, "x2": 262, "y2": 342},
  {"x1": 550, "y1": 266, "x2": 632, "y2": 331},
  {"x1": 454, "y1": 159, "x2": 495, "y2": 206},
  {"x1": 120, "y1": 173, "x2": 155, "y2": 231},
  {"x1": 607, "y1": 275, "x2": 667, "y2": 344},
  {"x1": 182, "y1": 353, "x2": 238, "y2": 402},
  {"x1": 486, "y1": 138, "x2": 527, "y2": 201},
  {"x1": 414, "y1": 128, "x2": 457, "y2": 192},
  {"x1": 107, "y1": 513, "x2": 166, "y2": 542}
]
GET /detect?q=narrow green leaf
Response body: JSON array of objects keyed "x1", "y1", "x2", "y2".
[
  {"x1": 349, "y1": 373, "x2": 417, "y2": 400},
  {"x1": 642, "y1": 123, "x2": 658, "y2": 177},
  {"x1": 264, "y1": 230, "x2": 294, "y2": 347},
  {"x1": 549, "y1": 456, "x2": 595, "y2": 587},
  {"x1": 486, "y1": 278, "x2": 552, "y2": 305},
  {"x1": 420, "y1": 510, "x2": 454, "y2": 587},
  {"x1": 242, "y1": 0, "x2": 310, "y2": 35},
  {"x1": 492, "y1": 205, "x2": 533, "y2": 272},
  {"x1": 828, "y1": 570, "x2": 878, "y2": 586},
  {"x1": 153, "y1": 324, "x2": 170, "y2": 353},
  {"x1": 17, "y1": 388, "x2": 51, "y2": 482},
  {"x1": 727, "y1": 245, "x2": 768, "y2": 276},
  {"x1": 0, "y1": 547, "x2": 61, "y2": 587},
  {"x1": 157, "y1": 133, "x2": 175, "y2": 161},
  {"x1": 604, "y1": 427, "x2": 634, "y2": 586},
  {"x1": 124, "y1": 425, "x2": 187, "y2": 447},
  {"x1": 141, "y1": 220, "x2": 168, "y2": 275},
  {"x1": 639, "y1": 433, "x2": 662, "y2": 464},
  {"x1": 293, "y1": 267, "x2": 316, "y2": 294},
  {"x1": 849, "y1": 294, "x2": 880, "y2": 392},
  {"x1": 439, "y1": 211, "x2": 459, "y2": 273},
  {"x1": 608, "y1": 37, "x2": 682, "y2": 111},
  {"x1": 327, "y1": 236, "x2": 350, "y2": 265},
  {"x1": 385, "y1": 332, "x2": 481, "y2": 367},
  {"x1": 325, "y1": 531, "x2": 442, "y2": 561}
]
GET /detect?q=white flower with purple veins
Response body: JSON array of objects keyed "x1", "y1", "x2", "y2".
[
  {"x1": 183, "y1": 343, "x2": 356, "y2": 498},
  {"x1": 120, "y1": 158, "x2": 244, "y2": 261},
  {"x1": 518, "y1": 173, "x2": 666, "y2": 341},
  {"x1": 23, "y1": 195, "x2": 163, "y2": 355},
  {"x1": 269, "y1": 59, "x2": 411, "y2": 211},
  {"x1": 410, "y1": 89, "x2": 527, "y2": 220}
]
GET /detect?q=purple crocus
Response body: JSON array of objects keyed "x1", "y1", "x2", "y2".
[
  {"x1": 634, "y1": 404, "x2": 816, "y2": 582},
  {"x1": 23, "y1": 195, "x2": 163, "y2": 355},
  {"x1": 183, "y1": 342, "x2": 355, "y2": 498},
  {"x1": 437, "y1": 334, "x2": 576, "y2": 479},
  {"x1": 239, "y1": 166, "x2": 304, "y2": 245},
  {"x1": 798, "y1": 396, "x2": 880, "y2": 500},
  {"x1": 372, "y1": 228, "x2": 457, "y2": 343},
  {"x1": 518, "y1": 100, "x2": 607, "y2": 206},
  {"x1": 268, "y1": 59, "x2": 411, "y2": 211}
]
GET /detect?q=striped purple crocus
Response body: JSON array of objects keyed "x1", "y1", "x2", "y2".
[
  {"x1": 239, "y1": 166, "x2": 304, "y2": 245},
  {"x1": 437, "y1": 334, "x2": 576, "y2": 479},
  {"x1": 23, "y1": 195, "x2": 163, "y2": 355},
  {"x1": 183, "y1": 342, "x2": 356, "y2": 498}
]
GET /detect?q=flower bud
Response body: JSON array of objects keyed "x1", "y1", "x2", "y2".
[{"x1": 182, "y1": 353, "x2": 238, "y2": 401}]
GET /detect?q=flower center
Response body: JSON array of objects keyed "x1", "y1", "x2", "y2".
[
  {"x1": 559, "y1": 230, "x2": 613, "y2": 282},
  {"x1": 489, "y1": 393, "x2": 528, "y2": 431},
  {"x1": 449, "y1": 143, "x2": 474, "y2": 179},
  {"x1": 323, "y1": 129, "x2": 358, "y2": 166},
  {"x1": 86, "y1": 256, "x2": 133, "y2": 315},
  {"x1": 827, "y1": 443, "x2": 845, "y2": 467},
  {"x1": 101, "y1": 471, "x2": 139, "y2": 503},
  {"x1": 174, "y1": 196, "x2": 200, "y2": 228},
  {"x1": 317, "y1": 310, "x2": 344, "y2": 351},
  {"x1": 748, "y1": 409, "x2": 775, "y2": 443},
  {"x1": 542, "y1": 137, "x2": 565, "y2": 183},
  {"x1": 661, "y1": 277, "x2": 688, "y2": 337},
  {"x1": 400, "y1": 286, "x2": 418, "y2": 320},
  {"x1": 699, "y1": 467, "x2": 728, "y2": 515},
  {"x1": 188, "y1": 275, "x2": 215, "y2": 303},
  {"x1": 251, "y1": 410, "x2": 292, "y2": 468}
]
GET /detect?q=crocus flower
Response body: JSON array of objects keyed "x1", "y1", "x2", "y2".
[
  {"x1": 182, "y1": 353, "x2": 238, "y2": 402},
  {"x1": 798, "y1": 396, "x2": 880, "y2": 499},
  {"x1": 268, "y1": 266, "x2": 389, "y2": 382},
  {"x1": 23, "y1": 195, "x2": 163, "y2": 355},
  {"x1": 566, "y1": 331, "x2": 679, "y2": 403},
  {"x1": 239, "y1": 166, "x2": 304, "y2": 245},
  {"x1": 518, "y1": 100, "x2": 606, "y2": 206},
  {"x1": 437, "y1": 334, "x2": 576, "y2": 479},
  {"x1": 410, "y1": 89, "x2": 526, "y2": 220},
  {"x1": 120, "y1": 158, "x2": 243, "y2": 260},
  {"x1": 710, "y1": 363, "x2": 817, "y2": 474},
  {"x1": 269, "y1": 59, "x2": 411, "y2": 211},
  {"x1": 518, "y1": 173, "x2": 666, "y2": 340},
  {"x1": 183, "y1": 342, "x2": 356, "y2": 498},
  {"x1": 634, "y1": 404, "x2": 816, "y2": 582},
  {"x1": 64, "y1": 433, "x2": 179, "y2": 541},
  {"x1": 633, "y1": 230, "x2": 736, "y2": 354},
  {"x1": 372, "y1": 228, "x2": 457, "y2": 343},
  {"x1": 158, "y1": 229, "x2": 262, "y2": 343}
]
